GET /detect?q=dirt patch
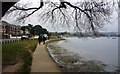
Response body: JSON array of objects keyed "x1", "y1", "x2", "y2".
[{"x1": 3, "y1": 61, "x2": 23, "y2": 72}]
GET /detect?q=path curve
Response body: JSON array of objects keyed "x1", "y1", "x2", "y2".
[{"x1": 31, "y1": 43, "x2": 62, "y2": 72}]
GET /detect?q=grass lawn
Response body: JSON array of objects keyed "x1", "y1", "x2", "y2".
[{"x1": 2, "y1": 39, "x2": 38, "y2": 73}]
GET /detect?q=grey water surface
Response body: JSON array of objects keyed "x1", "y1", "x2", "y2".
[{"x1": 55, "y1": 37, "x2": 119, "y2": 72}]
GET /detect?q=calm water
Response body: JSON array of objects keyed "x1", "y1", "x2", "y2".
[{"x1": 56, "y1": 37, "x2": 118, "y2": 72}]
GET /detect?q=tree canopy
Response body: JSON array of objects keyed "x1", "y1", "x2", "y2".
[
  {"x1": 3, "y1": 0, "x2": 118, "y2": 34},
  {"x1": 21, "y1": 26, "x2": 26, "y2": 35},
  {"x1": 21, "y1": 24, "x2": 48, "y2": 35},
  {"x1": 32, "y1": 25, "x2": 48, "y2": 35}
]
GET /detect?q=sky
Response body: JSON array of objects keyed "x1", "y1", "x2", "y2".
[{"x1": 1, "y1": 0, "x2": 119, "y2": 32}]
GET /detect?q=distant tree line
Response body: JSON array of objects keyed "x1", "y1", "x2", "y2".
[
  {"x1": 49, "y1": 31, "x2": 120, "y2": 37},
  {"x1": 21, "y1": 24, "x2": 48, "y2": 36}
]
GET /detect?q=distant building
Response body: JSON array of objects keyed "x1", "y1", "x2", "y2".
[
  {"x1": 0, "y1": 21, "x2": 2, "y2": 39},
  {"x1": 0, "y1": 21, "x2": 21, "y2": 39}
]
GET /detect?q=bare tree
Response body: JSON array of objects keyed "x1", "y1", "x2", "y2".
[{"x1": 3, "y1": 0, "x2": 117, "y2": 34}]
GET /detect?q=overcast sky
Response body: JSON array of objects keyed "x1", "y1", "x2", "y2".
[{"x1": 1, "y1": 0, "x2": 119, "y2": 32}]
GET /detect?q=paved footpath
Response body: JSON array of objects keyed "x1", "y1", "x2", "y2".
[{"x1": 31, "y1": 43, "x2": 62, "y2": 72}]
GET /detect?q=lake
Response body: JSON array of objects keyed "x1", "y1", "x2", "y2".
[{"x1": 55, "y1": 37, "x2": 119, "y2": 72}]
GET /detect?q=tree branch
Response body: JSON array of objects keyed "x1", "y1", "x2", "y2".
[{"x1": 13, "y1": 0, "x2": 44, "y2": 11}]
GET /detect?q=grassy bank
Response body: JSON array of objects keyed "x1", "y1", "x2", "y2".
[
  {"x1": 46, "y1": 36, "x2": 65, "y2": 44},
  {"x1": 2, "y1": 40, "x2": 38, "y2": 73}
]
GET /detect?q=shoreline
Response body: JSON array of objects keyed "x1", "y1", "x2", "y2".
[
  {"x1": 46, "y1": 38, "x2": 115, "y2": 72},
  {"x1": 45, "y1": 38, "x2": 65, "y2": 71}
]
